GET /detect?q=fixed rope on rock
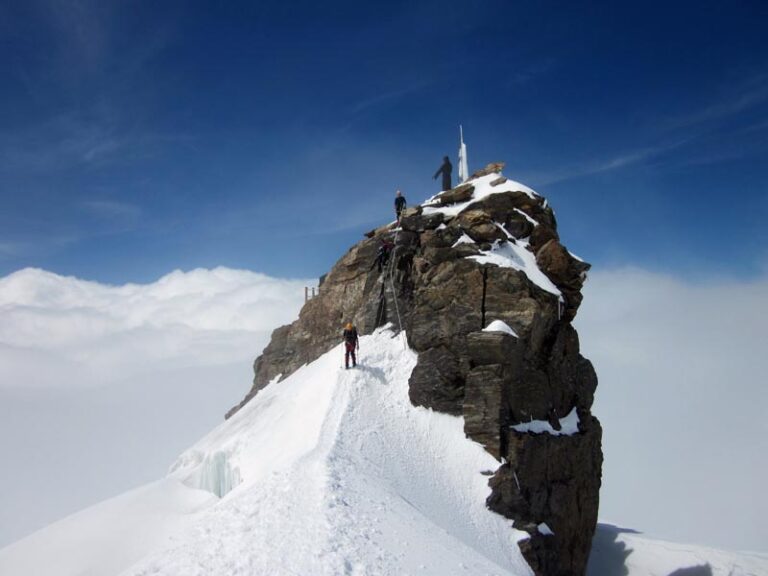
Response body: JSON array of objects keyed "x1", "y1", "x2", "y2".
[{"x1": 386, "y1": 226, "x2": 406, "y2": 348}]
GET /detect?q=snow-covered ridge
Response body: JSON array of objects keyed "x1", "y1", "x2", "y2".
[
  {"x1": 422, "y1": 172, "x2": 538, "y2": 219},
  {"x1": 148, "y1": 326, "x2": 532, "y2": 576},
  {"x1": 0, "y1": 327, "x2": 535, "y2": 576},
  {"x1": 419, "y1": 172, "x2": 563, "y2": 299}
]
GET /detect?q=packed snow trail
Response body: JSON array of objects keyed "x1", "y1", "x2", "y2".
[{"x1": 122, "y1": 327, "x2": 532, "y2": 576}]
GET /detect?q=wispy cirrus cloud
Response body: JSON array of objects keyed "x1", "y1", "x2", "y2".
[
  {"x1": 0, "y1": 112, "x2": 193, "y2": 174},
  {"x1": 508, "y1": 57, "x2": 557, "y2": 86},
  {"x1": 523, "y1": 71, "x2": 768, "y2": 187},
  {"x1": 527, "y1": 137, "x2": 692, "y2": 186},
  {"x1": 81, "y1": 200, "x2": 141, "y2": 219},
  {"x1": 663, "y1": 72, "x2": 768, "y2": 131},
  {"x1": 0, "y1": 114, "x2": 117, "y2": 172},
  {"x1": 0, "y1": 235, "x2": 79, "y2": 262},
  {"x1": 0, "y1": 243, "x2": 24, "y2": 258},
  {"x1": 0, "y1": 1, "x2": 181, "y2": 175},
  {"x1": 350, "y1": 82, "x2": 430, "y2": 115}
]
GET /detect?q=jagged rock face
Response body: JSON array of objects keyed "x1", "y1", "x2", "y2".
[
  {"x1": 487, "y1": 416, "x2": 603, "y2": 576},
  {"x1": 227, "y1": 166, "x2": 603, "y2": 576},
  {"x1": 224, "y1": 236, "x2": 389, "y2": 418}
]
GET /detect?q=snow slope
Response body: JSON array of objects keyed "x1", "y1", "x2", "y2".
[
  {"x1": 1, "y1": 327, "x2": 766, "y2": 576},
  {"x1": 587, "y1": 524, "x2": 768, "y2": 576},
  {"x1": 0, "y1": 479, "x2": 215, "y2": 576},
  {"x1": 0, "y1": 328, "x2": 530, "y2": 576}
]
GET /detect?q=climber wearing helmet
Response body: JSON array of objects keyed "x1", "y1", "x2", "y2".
[{"x1": 342, "y1": 322, "x2": 359, "y2": 369}]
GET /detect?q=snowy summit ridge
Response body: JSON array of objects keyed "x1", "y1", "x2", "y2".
[{"x1": 226, "y1": 162, "x2": 602, "y2": 575}]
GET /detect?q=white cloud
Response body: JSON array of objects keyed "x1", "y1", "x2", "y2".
[
  {"x1": 575, "y1": 268, "x2": 768, "y2": 552},
  {"x1": 0, "y1": 267, "x2": 310, "y2": 389},
  {"x1": 1, "y1": 265, "x2": 765, "y2": 554},
  {"x1": 528, "y1": 137, "x2": 692, "y2": 186},
  {"x1": 0, "y1": 266, "x2": 310, "y2": 548},
  {"x1": 80, "y1": 200, "x2": 141, "y2": 219}
]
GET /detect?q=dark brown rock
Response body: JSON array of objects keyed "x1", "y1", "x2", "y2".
[
  {"x1": 462, "y1": 190, "x2": 542, "y2": 222},
  {"x1": 228, "y1": 173, "x2": 602, "y2": 576},
  {"x1": 488, "y1": 418, "x2": 603, "y2": 576},
  {"x1": 400, "y1": 205, "x2": 423, "y2": 218},
  {"x1": 467, "y1": 331, "x2": 519, "y2": 366},
  {"x1": 470, "y1": 162, "x2": 506, "y2": 179},
  {"x1": 506, "y1": 366, "x2": 553, "y2": 423},
  {"x1": 453, "y1": 242, "x2": 481, "y2": 258},
  {"x1": 503, "y1": 213, "x2": 535, "y2": 239},
  {"x1": 453, "y1": 209, "x2": 508, "y2": 244},
  {"x1": 529, "y1": 224, "x2": 559, "y2": 253},
  {"x1": 432, "y1": 183, "x2": 475, "y2": 206},
  {"x1": 535, "y1": 240, "x2": 590, "y2": 321},
  {"x1": 547, "y1": 323, "x2": 598, "y2": 414},
  {"x1": 420, "y1": 226, "x2": 462, "y2": 249},
  {"x1": 394, "y1": 230, "x2": 420, "y2": 249},
  {"x1": 401, "y1": 210, "x2": 444, "y2": 232},
  {"x1": 409, "y1": 345, "x2": 466, "y2": 415},
  {"x1": 407, "y1": 259, "x2": 484, "y2": 352},
  {"x1": 490, "y1": 176, "x2": 508, "y2": 187},
  {"x1": 483, "y1": 266, "x2": 559, "y2": 360},
  {"x1": 463, "y1": 364, "x2": 506, "y2": 459}
]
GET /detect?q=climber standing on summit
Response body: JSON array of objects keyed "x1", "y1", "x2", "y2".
[
  {"x1": 433, "y1": 155, "x2": 452, "y2": 191},
  {"x1": 342, "y1": 322, "x2": 359, "y2": 369},
  {"x1": 394, "y1": 190, "x2": 406, "y2": 223}
]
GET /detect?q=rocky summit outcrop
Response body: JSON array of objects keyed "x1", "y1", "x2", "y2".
[{"x1": 227, "y1": 164, "x2": 602, "y2": 576}]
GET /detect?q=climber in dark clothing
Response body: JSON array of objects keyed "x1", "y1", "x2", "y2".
[
  {"x1": 433, "y1": 156, "x2": 452, "y2": 191},
  {"x1": 342, "y1": 322, "x2": 359, "y2": 368},
  {"x1": 370, "y1": 238, "x2": 394, "y2": 273},
  {"x1": 394, "y1": 190, "x2": 406, "y2": 222}
]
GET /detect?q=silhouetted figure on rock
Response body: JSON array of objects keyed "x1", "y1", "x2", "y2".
[
  {"x1": 370, "y1": 238, "x2": 394, "y2": 273},
  {"x1": 394, "y1": 190, "x2": 406, "y2": 222},
  {"x1": 433, "y1": 156, "x2": 452, "y2": 191}
]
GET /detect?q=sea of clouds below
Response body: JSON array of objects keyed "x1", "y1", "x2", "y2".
[{"x1": 0, "y1": 265, "x2": 765, "y2": 552}]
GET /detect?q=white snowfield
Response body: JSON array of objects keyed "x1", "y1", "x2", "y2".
[
  {"x1": 0, "y1": 328, "x2": 529, "y2": 576},
  {"x1": 588, "y1": 524, "x2": 768, "y2": 576},
  {"x1": 1, "y1": 327, "x2": 766, "y2": 576}
]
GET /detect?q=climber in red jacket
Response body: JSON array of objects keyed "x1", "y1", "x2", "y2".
[{"x1": 342, "y1": 322, "x2": 359, "y2": 369}]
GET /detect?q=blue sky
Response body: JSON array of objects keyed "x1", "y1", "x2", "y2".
[{"x1": 1, "y1": 0, "x2": 767, "y2": 283}]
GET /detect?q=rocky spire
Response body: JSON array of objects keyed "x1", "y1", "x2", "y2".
[{"x1": 226, "y1": 163, "x2": 602, "y2": 576}]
